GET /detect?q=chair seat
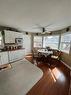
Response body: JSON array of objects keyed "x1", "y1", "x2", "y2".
[
  {"x1": 51, "y1": 55, "x2": 58, "y2": 59},
  {"x1": 33, "y1": 53, "x2": 38, "y2": 58}
]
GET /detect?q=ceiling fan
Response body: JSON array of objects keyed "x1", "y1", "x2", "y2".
[{"x1": 33, "y1": 24, "x2": 52, "y2": 34}]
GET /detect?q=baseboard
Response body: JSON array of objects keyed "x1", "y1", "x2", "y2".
[{"x1": 60, "y1": 60, "x2": 71, "y2": 70}]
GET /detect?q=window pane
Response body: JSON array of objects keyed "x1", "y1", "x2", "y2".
[
  {"x1": 60, "y1": 32, "x2": 71, "y2": 54},
  {"x1": 43, "y1": 36, "x2": 59, "y2": 49},
  {"x1": 0, "y1": 37, "x2": 2, "y2": 40},
  {"x1": 0, "y1": 36, "x2": 2, "y2": 45},
  {"x1": 61, "y1": 32, "x2": 71, "y2": 42},
  {"x1": 34, "y1": 36, "x2": 42, "y2": 48},
  {"x1": 60, "y1": 42, "x2": 70, "y2": 53}
]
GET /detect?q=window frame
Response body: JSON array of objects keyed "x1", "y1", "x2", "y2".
[
  {"x1": 33, "y1": 36, "x2": 43, "y2": 48},
  {"x1": 60, "y1": 32, "x2": 71, "y2": 54},
  {"x1": 43, "y1": 35, "x2": 60, "y2": 49},
  {"x1": 33, "y1": 32, "x2": 71, "y2": 55}
]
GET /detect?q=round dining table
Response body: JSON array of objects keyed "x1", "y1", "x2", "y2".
[
  {"x1": 38, "y1": 49, "x2": 53, "y2": 66},
  {"x1": 38, "y1": 49, "x2": 53, "y2": 57}
]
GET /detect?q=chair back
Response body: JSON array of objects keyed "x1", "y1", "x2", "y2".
[
  {"x1": 32, "y1": 48, "x2": 38, "y2": 58},
  {"x1": 52, "y1": 50, "x2": 62, "y2": 60}
]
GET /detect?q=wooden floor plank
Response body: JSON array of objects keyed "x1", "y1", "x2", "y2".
[{"x1": 26, "y1": 54, "x2": 70, "y2": 95}]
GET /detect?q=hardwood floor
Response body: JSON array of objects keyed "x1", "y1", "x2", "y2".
[{"x1": 25, "y1": 54, "x2": 70, "y2": 95}]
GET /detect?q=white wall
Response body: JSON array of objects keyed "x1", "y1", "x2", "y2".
[{"x1": 23, "y1": 34, "x2": 32, "y2": 55}]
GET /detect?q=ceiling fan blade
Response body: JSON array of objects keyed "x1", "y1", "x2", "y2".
[
  {"x1": 32, "y1": 23, "x2": 53, "y2": 33},
  {"x1": 41, "y1": 31, "x2": 52, "y2": 35},
  {"x1": 41, "y1": 32, "x2": 46, "y2": 34},
  {"x1": 32, "y1": 24, "x2": 42, "y2": 30},
  {"x1": 44, "y1": 24, "x2": 53, "y2": 28},
  {"x1": 32, "y1": 27, "x2": 40, "y2": 29},
  {"x1": 35, "y1": 24, "x2": 42, "y2": 28}
]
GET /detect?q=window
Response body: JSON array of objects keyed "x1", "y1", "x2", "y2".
[
  {"x1": 33, "y1": 36, "x2": 42, "y2": 48},
  {"x1": 0, "y1": 32, "x2": 2, "y2": 45},
  {"x1": 0, "y1": 37, "x2": 2, "y2": 45},
  {"x1": 43, "y1": 35, "x2": 59, "y2": 49},
  {"x1": 0, "y1": 32, "x2": 3, "y2": 49},
  {"x1": 60, "y1": 32, "x2": 71, "y2": 54}
]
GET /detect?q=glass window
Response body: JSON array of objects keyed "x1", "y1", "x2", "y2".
[
  {"x1": 33, "y1": 36, "x2": 42, "y2": 48},
  {"x1": 60, "y1": 32, "x2": 71, "y2": 54},
  {"x1": 43, "y1": 35, "x2": 59, "y2": 49},
  {"x1": 0, "y1": 37, "x2": 2, "y2": 45},
  {"x1": 0, "y1": 32, "x2": 2, "y2": 45}
]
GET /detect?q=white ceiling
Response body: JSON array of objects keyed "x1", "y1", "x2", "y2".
[{"x1": 0, "y1": 0, "x2": 71, "y2": 33}]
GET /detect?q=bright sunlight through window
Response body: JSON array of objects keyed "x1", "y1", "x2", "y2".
[{"x1": 60, "y1": 32, "x2": 71, "y2": 54}]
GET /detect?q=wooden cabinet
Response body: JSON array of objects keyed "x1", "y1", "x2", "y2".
[
  {"x1": 0, "y1": 49, "x2": 25, "y2": 66},
  {"x1": 9, "y1": 51, "x2": 14, "y2": 62},
  {"x1": 5, "y1": 30, "x2": 23, "y2": 43},
  {"x1": 9, "y1": 49, "x2": 25, "y2": 62},
  {"x1": 0, "y1": 52, "x2": 9, "y2": 66},
  {"x1": 1, "y1": 52, "x2": 9, "y2": 65},
  {"x1": 0, "y1": 53, "x2": 2, "y2": 65},
  {"x1": 5, "y1": 30, "x2": 11, "y2": 43},
  {"x1": 5, "y1": 30, "x2": 15, "y2": 43}
]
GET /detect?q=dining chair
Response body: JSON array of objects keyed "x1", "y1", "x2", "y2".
[
  {"x1": 32, "y1": 48, "x2": 43, "y2": 65},
  {"x1": 50, "y1": 50, "x2": 62, "y2": 66},
  {"x1": 51, "y1": 50, "x2": 62, "y2": 60}
]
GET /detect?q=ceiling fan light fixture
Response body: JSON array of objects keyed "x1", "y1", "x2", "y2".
[
  {"x1": 41, "y1": 31, "x2": 52, "y2": 35},
  {"x1": 41, "y1": 32, "x2": 46, "y2": 34},
  {"x1": 47, "y1": 31, "x2": 51, "y2": 33},
  {"x1": 32, "y1": 24, "x2": 53, "y2": 34}
]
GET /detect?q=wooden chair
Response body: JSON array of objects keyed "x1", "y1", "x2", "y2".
[
  {"x1": 32, "y1": 48, "x2": 43, "y2": 65},
  {"x1": 51, "y1": 50, "x2": 62, "y2": 60},
  {"x1": 50, "y1": 50, "x2": 62, "y2": 67},
  {"x1": 32, "y1": 48, "x2": 38, "y2": 60}
]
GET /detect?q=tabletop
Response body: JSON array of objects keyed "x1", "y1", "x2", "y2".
[{"x1": 38, "y1": 49, "x2": 53, "y2": 57}]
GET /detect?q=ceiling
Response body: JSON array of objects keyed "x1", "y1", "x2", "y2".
[{"x1": 0, "y1": 0, "x2": 71, "y2": 33}]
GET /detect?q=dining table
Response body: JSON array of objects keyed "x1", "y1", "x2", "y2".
[
  {"x1": 38, "y1": 49, "x2": 53, "y2": 57},
  {"x1": 37, "y1": 49, "x2": 53, "y2": 66}
]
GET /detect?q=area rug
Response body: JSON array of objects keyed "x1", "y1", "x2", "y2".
[{"x1": 0, "y1": 58, "x2": 43, "y2": 95}]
